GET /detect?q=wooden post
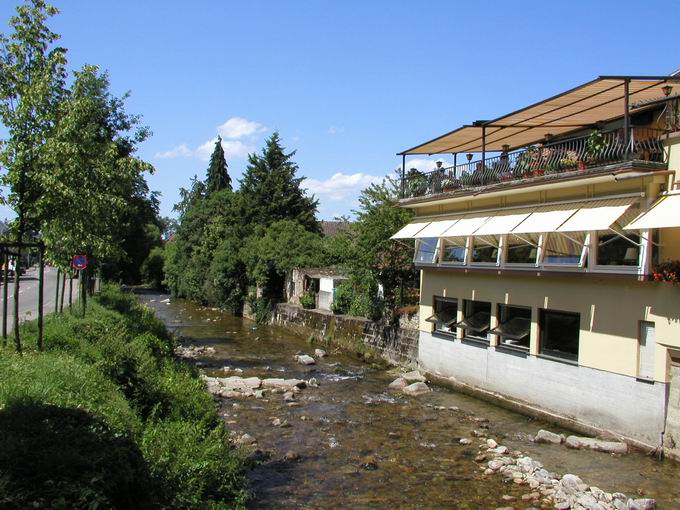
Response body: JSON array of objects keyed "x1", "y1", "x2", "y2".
[
  {"x1": 59, "y1": 270, "x2": 66, "y2": 313},
  {"x1": 2, "y1": 251, "x2": 7, "y2": 345},
  {"x1": 54, "y1": 268, "x2": 61, "y2": 313},
  {"x1": 38, "y1": 246, "x2": 44, "y2": 351},
  {"x1": 68, "y1": 271, "x2": 73, "y2": 311}
]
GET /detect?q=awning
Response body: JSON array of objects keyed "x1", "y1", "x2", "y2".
[
  {"x1": 557, "y1": 198, "x2": 637, "y2": 232},
  {"x1": 391, "y1": 221, "x2": 430, "y2": 239},
  {"x1": 400, "y1": 76, "x2": 679, "y2": 155},
  {"x1": 474, "y1": 210, "x2": 532, "y2": 236},
  {"x1": 413, "y1": 218, "x2": 461, "y2": 238},
  {"x1": 625, "y1": 193, "x2": 680, "y2": 230},
  {"x1": 441, "y1": 216, "x2": 490, "y2": 237},
  {"x1": 511, "y1": 206, "x2": 578, "y2": 234}
]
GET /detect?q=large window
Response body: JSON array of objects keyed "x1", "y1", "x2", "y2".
[
  {"x1": 441, "y1": 238, "x2": 467, "y2": 264},
  {"x1": 471, "y1": 236, "x2": 499, "y2": 264},
  {"x1": 459, "y1": 300, "x2": 491, "y2": 342},
  {"x1": 596, "y1": 232, "x2": 640, "y2": 266},
  {"x1": 539, "y1": 309, "x2": 580, "y2": 362},
  {"x1": 415, "y1": 238, "x2": 438, "y2": 263},
  {"x1": 491, "y1": 304, "x2": 531, "y2": 351},
  {"x1": 506, "y1": 234, "x2": 539, "y2": 264},
  {"x1": 542, "y1": 232, "x2": 587, "y2": 266},
  {"x1": 426, "y1": 297, "x2": 458, "y2": 336}
]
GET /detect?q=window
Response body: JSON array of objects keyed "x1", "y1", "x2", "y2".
[
  {"x1": 491, "y1": 304, "x2": 531, "y2": 350},
  {"x1": 415, "y1": 238, "x2": 438, "y2": 263},
  {"x1": 426, "y1": 297, "x2": 458, "y2": 336},
  {"x1": 471, "y1": 236, "x2": 499, "y2": 264},
  {"x1": 596, "y1": 232, "x2": 639, "y2": 266},
  {"x1": 506, "y1": 234, "x2": 539, "y2": 264},
  {"x1": 441, "y1": 238, "x2": 466, "y2": 264},
  {"x1": 459, "y1": 300, "x2": 491, "y2": 342},
  {"x1": 542, "y1": 232, "x2": 587, "y2": 266},
  {"x1": 539, "y1": 309, "x2": 580, "y2": 361}
]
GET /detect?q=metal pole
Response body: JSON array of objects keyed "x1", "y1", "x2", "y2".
[
  {"x1": 453, "y1": 153, "x2": 457, "y2": 178},
  {"x1": 482, "y1": 126, "x2": 487, "y2": 170},
  {"x1": 401, "y1": 154, "x2": 406, "y2": 198},
  {"x1": 38, "y1": 246, "x2": 44, "y2": 351},
  {"x1": 623, "y1": 79, "x2": 630, "y2": 153},
  {"x1": 54, "y1": 269, "x2": 60, "y2": 314},
  {"x1": 2, "y1": 251, "x2": 7, "y2": 345}
]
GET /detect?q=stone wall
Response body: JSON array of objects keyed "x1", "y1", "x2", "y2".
[{"x1": 272, "y1": 303, "x2": 418, "y2": 367}]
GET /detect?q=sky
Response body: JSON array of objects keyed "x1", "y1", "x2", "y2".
[{"x1": 0, "y1": 0, "x2": 678, "y2": 221}]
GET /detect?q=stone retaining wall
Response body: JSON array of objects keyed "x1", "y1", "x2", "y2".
[{"x1": 271, "y1": 303, "x2": 418, "y2": 367}]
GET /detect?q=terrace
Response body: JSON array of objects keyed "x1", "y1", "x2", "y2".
[{"x1": 398, "y1": 76, "x2": 680, "y2": 202}]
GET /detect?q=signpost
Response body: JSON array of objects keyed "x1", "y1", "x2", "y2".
[{"x1": 72, "y1": 255, "x2": 88, "y2": 316}]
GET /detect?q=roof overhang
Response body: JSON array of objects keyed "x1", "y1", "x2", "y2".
[{"x1": 399, "y1": 76, "x2": 680, "y2": 155}]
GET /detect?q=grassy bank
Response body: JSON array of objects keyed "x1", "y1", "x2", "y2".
[{"x1": 0, "y1": 285, "x2": 249, "y2": 509}]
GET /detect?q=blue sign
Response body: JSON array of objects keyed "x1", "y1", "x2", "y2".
[{"x1": 72, "y1": 254, "x2": 88, "y2": 270}]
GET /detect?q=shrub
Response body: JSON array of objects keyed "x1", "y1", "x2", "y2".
[
  {"x1": 331, "y1": 281, "x2": 353, "y2": 315},
  {"x1": 299, "y1": 291, "x2": 316, "y2": 309},
  {"x1": 141, "y1": 246, "x2": 165, "y2": 289},
  {"x1": 246, "y1": 294, "x2": 272, "y2": 323},
  {"x1": 141, "y1": 420, "x2": 249, "y2": 509}
]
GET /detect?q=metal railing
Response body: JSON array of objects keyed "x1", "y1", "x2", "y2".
[{"x1": 401, "y1": 127, "x2": 667, "y2": 199}]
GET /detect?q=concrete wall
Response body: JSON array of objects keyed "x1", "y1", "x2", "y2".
[{"x1": 419, "y1": 331, "x2": 667, "y2": 446}]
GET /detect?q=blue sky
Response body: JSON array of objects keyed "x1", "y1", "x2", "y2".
[{"x1": 0, "y1": 0, "x2": 678, "y2": 220}]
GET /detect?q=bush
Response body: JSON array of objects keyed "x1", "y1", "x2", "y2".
[
  {"x1": 331, "y1": 281, "x2": 353, "y2": 315},
  {"x1": 246, "y1": 294, "x2": 272, "y2": 323},
  {"x1": 141, "y1": 420, "x2": 249, "y2": 509},
  {"x1": 299, "y1": 291, "x2": 316, "y2": 309},
  {"x1": 141, "y1": 246, "x2": 165, "y2": 289}
]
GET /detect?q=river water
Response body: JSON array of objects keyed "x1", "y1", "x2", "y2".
[{"x1": 139, "y1": 292, "x2": 680, "y2": 509}]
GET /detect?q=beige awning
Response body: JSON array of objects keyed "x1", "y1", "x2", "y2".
[
  {"x1": 557, "y1": 198, "x2": 637, "y2": 232},
  {"x1": 625, "y1": 193, "x2": 680, "y2": 230},
  {"x1": 390, "y1": 221, "x2": 430, "y2": 239},
  {"x1": 511, "y1": 205, "x2": 578, "y2": 234},
  {"x1": 414, "y1": 218, "x2": 461, "y2": 238},
  {"x1": 474, "y1": 210, "x2": 533, "y2": 236},
  {"x1": 441, "y1": 216, "x2": 490, "y2": 237},
  {"x1": 400, "y1": 76, "x2": 679, "y2": 155}
]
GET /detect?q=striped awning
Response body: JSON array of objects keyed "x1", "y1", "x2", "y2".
[{"x1": 625, "y1": 192, "x2": 680, "y2": 230}]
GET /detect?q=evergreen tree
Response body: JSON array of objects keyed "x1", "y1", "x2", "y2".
[
  {"x1": 238, "y1": 132, "x2": 320, "y2": 233},
  {"x1": 206, "y1": 136, "x2": 230, "y2": 194}
]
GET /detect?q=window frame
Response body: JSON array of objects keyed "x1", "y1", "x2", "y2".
[
  {"x1": 492, "y1": 304, "x2": 532, "y2": 352},
  {"x1": 459, "y1": 299, "x2": 492, "y2": 344},
  {"x1": 592, "y1": 229, "x2": 641, "y2": 272},
  {"x1": 426, "y1": 296, "x2": 459, "y2": 338},
  {"x1": 414, "y1": 237, "x2": 440, "y2": 264},
  {"x1": 538, "y1": 308, "x2": 580, "y2": 363},
  {"x1": 469, "y1": 235, "x2": 502, "y2": 266},
  {"x1": 540, "y1": 232, "x2": 589, "y2": 269},
  {"x1": 440, "y1": 236, "x2": 469, "y2": 265}
]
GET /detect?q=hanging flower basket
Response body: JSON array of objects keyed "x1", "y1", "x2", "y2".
[{"x1": 652, "y1": 260, "x2": 680, "y2": 283}]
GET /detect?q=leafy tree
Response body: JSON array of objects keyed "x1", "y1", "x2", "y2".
[
  {"x1": 0, "y1": 0, "x2": 67, "y2": 350},
  {"x1": 205, "y1": 136, "x2": 231, "y2": 194},
  {"x1": 141, "y1": 246, "x2": 164, "y2": 289},
  {"x1": 238, "y1": 132, "x2": 320, "y2": 233}
]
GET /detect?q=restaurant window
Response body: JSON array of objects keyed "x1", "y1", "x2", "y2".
[
  {"x1": 491, "y1": 304, "x2": 531, "y2": 351},
  {"x1": 415, "y1": 238, "x2": 438, "y2": 263},
  {"x1": 441, "y1": 238, "x2": 467, "y2": 264},
  {"x1": 539, "y1": 309, "x2": 580, "y2": 362},
  {"x1": 506, "y1": 233, "x2": 539, "y2": 264},
  {"x1": 425, "y1": 297, "x2": 458, "y2": 336},
  {"x1": 459, "y1": 300, "x2": 491, "y2": 342},
  {"x1": 471, "y1": 236, "x2": 499, "y2": 264},
  {"x1": 542, "y1": 232, "x2": 587, "y2": 266}
]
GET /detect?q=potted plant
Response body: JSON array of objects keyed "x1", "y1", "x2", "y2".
[
  {"x1": 406, "y1": 168, "x2": 427, "y2": 197},
  {"x1": 559, "y1": 158, "x2": 578, "y2": 171},
  {"x1": 653, "y1": 260, "x2": 680, "y2": 283},
  {"x1": 586, "y1": 130, "x2": 606, "y2": 164},
  {"x1": 441, "y1": 178, "x2": 458, "y2": 192},
  {"x1": 300, "y1": 291, "x2": 316, "y2": 309}
]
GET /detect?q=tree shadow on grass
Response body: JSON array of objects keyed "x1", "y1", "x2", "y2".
[{"x1": 0, "y1": 401, "x2": 156, "y2": 509}]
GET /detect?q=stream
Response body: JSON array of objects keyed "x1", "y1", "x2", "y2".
[{"x1": 139, "y1": 291, "x2": 680, "y2": 509}]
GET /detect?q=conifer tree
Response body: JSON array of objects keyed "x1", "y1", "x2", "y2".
[
  {"x1": 206, "y1": 136, "x2": 231, "y2": 194},
  {"x1": 238, "y1": 132, "x2": 319, "y2": 232}
]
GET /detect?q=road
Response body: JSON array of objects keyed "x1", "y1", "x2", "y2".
[{"x1": 0, "y1": 265, "x2": 79, "y2": 334}]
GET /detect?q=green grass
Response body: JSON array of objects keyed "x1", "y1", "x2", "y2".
[{"x1": 0, "y1": 285, "x2": 249, "y2": 509}]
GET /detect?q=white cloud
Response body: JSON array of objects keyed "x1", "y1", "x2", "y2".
[
  {"x1": 217, "y1": 117, "x2": 266, "y2": 139},
  {"x1": 327, "y1": 126, "x2": 345, "y2": 135},
  {"x1": 404, "y1": 158, "x2": 453, "y2": 173},
  {"x1": 305, "y1": 172, "x2": 384, "y2": 201},
  {"x1": 155, "y1": 143, "x2": 192, "y2": 159},
  {"x1": 195, "y1": 138, "x2": 254, "y2": 161}
]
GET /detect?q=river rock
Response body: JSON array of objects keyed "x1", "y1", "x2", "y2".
[
  {"x1": 459, "y1": 438, "x2": 472, "y2": 445},
  {"x1": 220, "y1": 376, "x2": 262, "y2": 390},
  {"x1": 626, "y1": 499, "x2": 656, "y2": 510},
  {"x1": 401, "y1": 370, "x2": 426, "y2": 383},
  {"x1": 388, "y1": 377, "x2": 408, "y2": 390},
  {"x1": 486, "y1": 438, "x2": 498, "y2": 448},
  {"x1": 565, "y1": 435, "x2": 628, "y2": 454},
  {"x1": 282, "y1": 391, "x2": 295, "y2": 401},
  {"x1": 401, "y1": 382, "x2": 430, "y2": 396},
  {"x1": 284, "y1": 450, "x2": 300, "y2": 461},
  {"x1": 235, "y1": 433, "x2": 256, "y2": 447},
  {"x1": 535, "y1": 429, "x2": 565, "y2": 444},
  {"x1": 262, "y1": 378, "x2": 306, "y2": 390},
  {"x1": 314, "y1": 348, "x2": 327, "y2": 358},
  {"x1": 296, "y1": 354, "x2": 316, "y2": 365}
]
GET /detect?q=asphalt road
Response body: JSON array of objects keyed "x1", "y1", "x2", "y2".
[{"x1": 0, "y1": 265, "x2": 79, "y2": 334}]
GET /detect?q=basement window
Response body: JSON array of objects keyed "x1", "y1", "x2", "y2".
[
  {"x1": 426, "y1": 297, "x2": 458, "y2": 336},
  {"x1": 539, "y1": 309, "x2": 580, "y2": 362},
  {"x1": 491, "y1": 304, "x2": 531, "y2": 351},
  {"x1": 415, "y1": 238, "x2": 438, "y2": 264},
  {"x1": 458, "y1": 300, "x2": 491, "y2": 343}
]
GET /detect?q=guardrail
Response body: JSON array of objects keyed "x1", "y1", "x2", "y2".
[{"x1": 401, "y1": 127, "x2": 667, "y2": 199}]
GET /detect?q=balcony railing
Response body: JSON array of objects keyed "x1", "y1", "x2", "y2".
[{"x1": 400, "y1": 127, "x2": 667, "y2": 199}]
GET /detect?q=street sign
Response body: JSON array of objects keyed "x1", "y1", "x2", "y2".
[{"x1": 72, "y1": 254, "x2": 88, "y2": 270}]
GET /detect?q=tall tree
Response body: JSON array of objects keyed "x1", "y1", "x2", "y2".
[
  {"x1": 0, "y1": 0, "x2": 67, "y2": 351},
  {"x1": 238, "y1": 132, "x2": 320, "y2": 233},
  {"x1": 206, "y1": 136, "x2": 230, "y2": 194}
]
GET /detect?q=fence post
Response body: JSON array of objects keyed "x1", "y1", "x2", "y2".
[
  {"x1": 69, "y1": 271, "x2": 73, "y2": 311},
  {"x1": 2, "y1": 251, "x2": 7, "y2": 345},
  {"x1": 38, "y1": 245, "x2": 44, "y2": 351},
  {"x1": 54, "y1": 268, "x2": 60, "y2": 314},
  {"x1": 59, "y1": 271, "x2": 65, "y2": 313}
]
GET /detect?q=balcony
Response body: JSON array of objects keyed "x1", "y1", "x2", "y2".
[{"x1": 400, "y1": 127, "x2": 668, "y2": 201}]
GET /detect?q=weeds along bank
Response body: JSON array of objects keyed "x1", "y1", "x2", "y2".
[{"x1": 0, "y1": 285, "x2": 249, "y2": 509}]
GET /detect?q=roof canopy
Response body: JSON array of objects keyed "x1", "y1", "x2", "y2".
[{"x1": 400, "y1": 76, "x2": 680, "y2": 155}]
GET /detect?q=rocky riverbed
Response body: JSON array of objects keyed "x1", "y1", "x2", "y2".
[{"x1": 140, "y1": 292, "x2": 680, "y2": 509}]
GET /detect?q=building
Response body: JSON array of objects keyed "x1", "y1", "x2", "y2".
[
  {"x1": 285, "y1": 267, "x2": 348, "y2": 312},
  {"x1": 392, "y1": 74, "x2": 680, "y2": 453}
]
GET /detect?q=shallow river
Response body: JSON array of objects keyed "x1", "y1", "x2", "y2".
[{"x1": 139, "y1": 293, "x2": 680, "y2": 509}]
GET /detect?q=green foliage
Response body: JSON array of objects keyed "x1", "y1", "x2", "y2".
[
  {"x1": 206, "y1": 136, "x2": 231, "y2": 194},
  {"x1": 299, "y1": 290, "x2": 316, "y2": 310},
  {"x1": 586, "y1": 130, "x2": 606, "y2": 160},
  {"x1": 142, "y1": 246, "x2": 165, "y2": 288},
  {"x1": 246, "y1": 294, "x2": 272, "y2": 323},
  {"x1": 331, "y1": 281, "x2": 353, "y2": 314}
]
